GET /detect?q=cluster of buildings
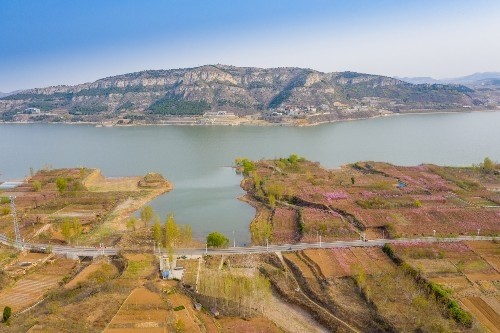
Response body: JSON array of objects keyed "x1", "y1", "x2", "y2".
[{"x1": 270, "y1": 105, "x2": 319, "y2": 117}]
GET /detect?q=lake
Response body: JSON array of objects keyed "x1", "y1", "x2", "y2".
[{"x1": 1, "y1": 111, "x2": 499, "y2": 244}]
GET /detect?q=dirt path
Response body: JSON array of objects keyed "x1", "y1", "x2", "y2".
[
  {"x1": 280, "y1": 252, "x2": 361, "y2": 333},
  {"x1": 265, "y1": 292, "x2": 329, "y2": 333}
]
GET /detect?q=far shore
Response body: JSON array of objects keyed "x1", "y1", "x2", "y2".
[{"x1": 1, "y1": 108, "x2": 498, "y2": 128}]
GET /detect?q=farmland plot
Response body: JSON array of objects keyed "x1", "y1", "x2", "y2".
[
  {"x1": 103, "y1": 287, "x2": 169, "y2": 333},
  {"x1": 0, "y1": 258, "x2": 76, "y2": 312},
  {"x1": 394, "y1": 241, "x2": 500, "y2": 331},
  {"x1": 272, "y1": 207, "x2": 299, "y2": 244}
]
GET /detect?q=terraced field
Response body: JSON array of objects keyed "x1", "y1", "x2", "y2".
[
  {"x1": 241, "y1": 158, "x2": 500, "y2": 244},
  {"x1": 0, "y1": 258, "x2": 75, "y2": 312},
  {"x1": 394, "y1": 241, "x2": 500, "y2": 332},
  {"x1": 103, "y1": 287, "x2": 169, "y2": 333},
  {"x1": 283, "y1": 250, "x2": 391, "y2": 332},
  {"x1": 303, "y1": 248, "x2": 394, "y2": 278}
]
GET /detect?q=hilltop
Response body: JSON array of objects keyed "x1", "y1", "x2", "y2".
[{"x1": 0, "y1": 65, "x2": 492, "y2": 125}]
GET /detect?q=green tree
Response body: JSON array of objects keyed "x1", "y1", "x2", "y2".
[
  {"x1": 181, "y1": 224, "x2": 192, "y2": 245},
  {"x1": 152, "y1": 215, "x2": 162, "y2": 244},
  {"x1": 207, "y1": 232, "x2": 229, "y2": 248},
  {"x1": 164, "y1": 214, "x2": 179, "y2": 247},
  {"x1": 126, "y1": 217, "x2": 137, "y2": 231},
  {"x1": 351, "y1": 176, "x2": 355, "y2": 185},
  {"x1": 2, "y1": 306, "x2": 11, "y2": 322},
  {"x1": 56, "y1": 177, "x2": 67, "y2": 192},
  {"x1": 60, "y1": 218, "x2": 82, "y2": 244},
  {"x1": 235, "y1": 158, "x2": 256, "y2": 176},
  {"x1": 480, "y1": 157, "x2": 495, "y2": 174},
  {"x1": 140, "y1": 206, "x2": 154, "y2": 226}
]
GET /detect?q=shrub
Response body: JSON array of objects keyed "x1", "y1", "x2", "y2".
[
  {"x1": 32, "y1": 180, "x2": 42, "y2": 192},
  {"x1": 2, "y1": 306, "x2": 11, "y2": 322},
  {"x1": 1, "y1": 207, "x2": 10, "y2": 216},
  {"x1": 206, "y1": 232, "x2": 229, "y2": 248},
  {"x1": 235, "y1": 158, "x2": 255, "y2": 176},
  {"x1": 56, "y1": 177, "x2": 67, "y2": 192}
]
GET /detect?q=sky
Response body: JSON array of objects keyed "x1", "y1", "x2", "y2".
[{"x1": 1, "y1": 0, "x2": 500, "y2": 92}]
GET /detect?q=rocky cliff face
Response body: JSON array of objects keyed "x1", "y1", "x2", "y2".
[{"x1": 0, "y1": 65, "x2": 478, "y2": 122}]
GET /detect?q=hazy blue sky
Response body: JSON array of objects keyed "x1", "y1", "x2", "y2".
[{"x1": 1, "y1": 0, "x2": 499, "y2": 91}]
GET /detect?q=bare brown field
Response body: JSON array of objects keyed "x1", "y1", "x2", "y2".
[
  {"x1": 65, "y1": 259, "x2": 118, "y2": 289},
  {"x1": 219, "y1": 316, "x2": 285, "y2": 333},
  {"x1": 197, "y1": 310, "x2": 220, "y2": 333},
  {"x1": 300, "y1": 207, "x2": 358, "y2": 242},
  {"x1": 167, "y1": 292, "x2": 203, "y2": 333},
  {"x1": 303, "y1": 248, "x2": 394, "y2": 279},
  {"x1": 303, "y1": 249, "x2": 340, "y2": 278},
  {"x1": 283, "y1": 252, "x2": 315, "y2": 279},
  {"x1": 461, "y1": 297, "x2": 500, "y2": 333},
  {"x1": 103, "y1": 287, "x2": 169, "y2": 333},
  {"x1": 272, "y1": 207, "x2": 299, "y2": 243},
  {"x1": 83, "y1": 170, "x2": 143, "y2": 192},
  {"x1": 0, "y1": 258, "x2": 76, "y2": 312}
]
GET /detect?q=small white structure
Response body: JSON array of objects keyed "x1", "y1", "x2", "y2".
[
  {"x1": 203, "y1": 111, "x2": 236, "y2": 117},
  {"x1": 24, "y1": 107, "x2": 41, "y2": 114},
  {"x1": 159, "y1": 255, "x2": 184, "y2": 280}
]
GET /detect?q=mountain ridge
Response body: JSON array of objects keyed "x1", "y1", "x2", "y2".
[
  {"x1": 398, "y1": 72, "x2": 500, "y2": 85},
  {"x1": 0, "y1": 65, "x2": 489, "y2": 124}
]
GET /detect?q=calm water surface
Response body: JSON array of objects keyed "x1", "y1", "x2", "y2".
[{"x1": 1, "y1": 112, "x2": 499, "y2": 244}]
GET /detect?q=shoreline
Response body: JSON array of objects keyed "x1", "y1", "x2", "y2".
[{"x1": 1, "y1": 108, "x2": 498, "y2": 128}]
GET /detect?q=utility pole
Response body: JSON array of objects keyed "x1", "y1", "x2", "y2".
[
  {"x1": 266, "y1": 238, "x2": 269, "y2": 252},
  {"x1": 10, "y1": 196, "x2": 22, "y2": 250},
  {"x1": 233, "y1": 230, "x2": 236, "y2": 247}
]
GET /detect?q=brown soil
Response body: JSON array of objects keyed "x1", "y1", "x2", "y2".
[
  {"x1": 168, "y1": 292, "x2": 203, "y2": 333},
  {"x1": 264, "y1": 292, "x2": 329, "y2": 333},
  {"x1": 0, "y1": 258, "x2": 76, "y2": 312},
  {"x1": 65, "y1": 259, "x2": 118, "y2": 289},
  {"x1": 219, "y1": 316, "x2": 286, "y2": 333},
  {"x1": 303, "y1": 249, "x2": 339, "y2": 278},
  {"x1": 103, "y1": 287, "x2": 169, "y2": 333},
  {"x1": 461, "y1": 296, "x2": 500, "y2": 333}
]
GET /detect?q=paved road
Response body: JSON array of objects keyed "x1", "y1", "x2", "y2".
[
  {"x1": 0, "y1": 233, "x2": 119, "y2": 257},
  {"x1": 175, "y1": 235, "x2": 500, "y2": 256},
  {"x1": 1, "y1": 233, "x2": 498, "y2": 257}
]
